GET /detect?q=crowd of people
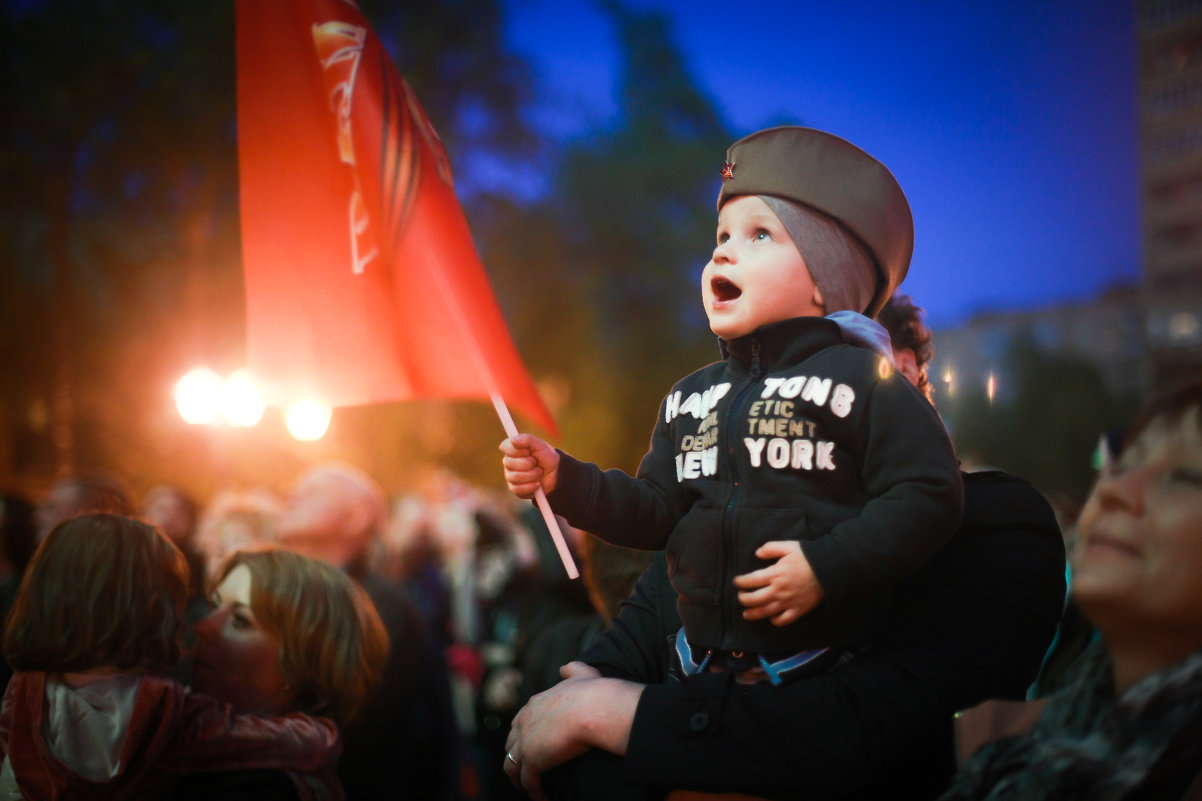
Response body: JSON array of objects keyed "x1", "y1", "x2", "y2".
[
  {"x1": 1, "y1": 337, "x2": 1199, "y2": 801},
  {"x1": 0, "y1": 461, "x2": 602, "y2": 800},
  {"x1": 2, "y1": 123, "x2": 1201, "y2": 800}
]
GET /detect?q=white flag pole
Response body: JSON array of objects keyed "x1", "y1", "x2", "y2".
[
  {"x1": 488, "y1": 391, "x2": 579, "y2": 580},
  {"x1": 426, "y1": 255, "x2": 579, "y2": 580}
]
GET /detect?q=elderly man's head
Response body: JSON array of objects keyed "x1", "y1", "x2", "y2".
[{"x1": 276, "y1": 462, "x2": 387, "y2": 567}]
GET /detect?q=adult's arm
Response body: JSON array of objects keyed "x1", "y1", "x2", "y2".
[
  {"x1": 506, "y1": 667, "x2": 646, "y2": 801},
  {"x1": 542, "y1": 471, "x2": 1065, "y2": 800},
  {"x1": 547, "y1": 553, "x2": 954, "y2": 800},
  {"x1": 505, "y1": 557, "x2": 671, "y2": 801}
]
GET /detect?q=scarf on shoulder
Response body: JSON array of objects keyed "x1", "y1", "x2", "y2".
[{"x1": 941, "y1": 638, "x2": 1202, "y2": 801}]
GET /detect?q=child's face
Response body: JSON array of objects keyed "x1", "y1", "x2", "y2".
[{"x1": 702, "y1": 195, "x2": 824, "y2": 340}]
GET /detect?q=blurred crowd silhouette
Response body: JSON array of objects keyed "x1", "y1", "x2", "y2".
[{"x1": 0, "y1": 463, "x2": 629, "y2": 801}]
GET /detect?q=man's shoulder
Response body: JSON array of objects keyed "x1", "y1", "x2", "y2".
[
  {"x1": 958, "y1": 469, "x2": 1063, "y2": 547},
  {"x1": 355, "y1": 569, "x2": 403, "y2": 599},
  {"x1": 908, "y1": 469, "x2": 1065, "y2": 612},
  {"x1": 962, "y1": 469, "x2": 1051, "y2": 512}
]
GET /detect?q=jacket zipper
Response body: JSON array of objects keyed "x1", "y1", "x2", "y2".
[{"x1": 720, "y1": 338, "x2": 762, "y2": 649}]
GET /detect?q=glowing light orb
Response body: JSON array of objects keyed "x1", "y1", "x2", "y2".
[
  {"x1": 221, "y1": 370, "x2": 265, "y2": 427},
  {"x1": 286, "y1": 400, "x2": 331, "y2": 441},
  {"x1": 174, "y1": 368, "x2": 223, "y2": 425}
]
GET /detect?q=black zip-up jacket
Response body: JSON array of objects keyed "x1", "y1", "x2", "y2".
[
  {"x1": 548, "y1": 316, "x2": 963, "y2": 654},
  {"x1": 537, "y1": 470, "x2": 1066, "y2": 801}
]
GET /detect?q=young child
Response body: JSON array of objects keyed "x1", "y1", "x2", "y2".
[
  {"x1": 501, "y1": 126, "x2": 963, "y2": 684},
  {"x1": 0, "y1": 514, "x2": 341, "y2": 799}
]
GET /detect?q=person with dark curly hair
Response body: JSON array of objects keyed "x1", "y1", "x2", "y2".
[{"x1": 878, "y1": 293, "x2": 935, "y2": 402}]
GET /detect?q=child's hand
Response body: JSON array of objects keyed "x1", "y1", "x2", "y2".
[
  {"x1": 500, "y1": 434, "x2": 561, "y2": 499},
  {"x1": 732, "y1": 541, "x2": 824, "y2": 626}
]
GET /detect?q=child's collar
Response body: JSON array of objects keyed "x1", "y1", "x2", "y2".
[
  {"x1": 825, "y1": 310, "x2": 895, "y2": 366},
  {"x1": 719, "y1": 313, "x2": 895, "y2": 368}
]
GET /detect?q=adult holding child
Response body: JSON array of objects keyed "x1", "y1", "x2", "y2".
[
  {"x1": 503, "y1": 297, "x2": 1065, "y2": 800},
  {"x1": 503, "y1": 125, "x2": 963, "y2": 695},
  {"x1": 499, "y1": 126, "x2": 1066, "y2": 801}
]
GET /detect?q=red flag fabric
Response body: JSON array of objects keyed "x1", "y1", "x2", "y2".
[{"x1": 236, "y1": 0, "x2": 557, "y2": 437}]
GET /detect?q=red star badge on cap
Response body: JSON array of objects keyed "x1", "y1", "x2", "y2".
[{"x1": 720, "y1": 161, "x2": 734, "y2": 181}]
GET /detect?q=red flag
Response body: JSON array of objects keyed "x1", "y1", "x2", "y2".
[{"x1": 235, "y1": 0, "x2": 558, "y2": 437}]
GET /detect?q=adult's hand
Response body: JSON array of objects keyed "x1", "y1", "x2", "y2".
[{"x1": 503, "y1": 661, "x2": 643, "y2": 800}]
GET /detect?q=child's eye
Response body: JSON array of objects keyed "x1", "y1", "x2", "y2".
[
  {"x1": 231, "y1": 611, "x2": 253, "y2": 630},
  {"x1": 716, "y1": 232, "x2": 730, "y2": 245},
  {"x1": 753, "y1": 228, "x2": 772, "y2": 241}
]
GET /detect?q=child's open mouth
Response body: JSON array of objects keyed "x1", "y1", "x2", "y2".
[{"x1": 711, "y1": 276, "x2": 742, "y2": 302}]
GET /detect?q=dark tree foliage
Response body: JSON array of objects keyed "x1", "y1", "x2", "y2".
[
  {"x1": 361, "y1": 0, "x2": 539, "y2": 167},
  {"x1": 0, "y1": 0, "x2": 793, "y2": 495},
  {"x1": 1, "y1": 2, "x2": 241, "y2": 488},
  {"x1": 946, "y1": 334, "x2": 1138, "y2": 504},
  {"x1": 536, "y1": 1, "x2": 737, "y2": 469},
  {"x1": 0, "y1": 0, "x2": 544, "y2": 495}
]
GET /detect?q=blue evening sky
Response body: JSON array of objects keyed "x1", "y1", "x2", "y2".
[{"x1": 500, "y1": 0, "x2": 1140, "y2": 328}]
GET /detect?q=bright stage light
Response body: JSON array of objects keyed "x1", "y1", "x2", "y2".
[
  {"x1": 286, "y1": 400, "x2": 331, "y2": 441},
  {"x1": 221, "y1": 370, "x2": 265, "y2": 427},
  {"x1": 174, "y1": 367, "x2": 223, "y2": 425}
]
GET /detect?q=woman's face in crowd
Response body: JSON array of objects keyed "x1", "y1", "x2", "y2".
[
  {"x1": 192, "y1": 563, "x2": 296, "y2": 715},
  {"x1": 1072, "y1": 409, "x2": 1202, "y2": 638}
]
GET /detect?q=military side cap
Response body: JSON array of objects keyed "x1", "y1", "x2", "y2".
[{"x1": 717, "y1": 126, "x2": 914, "y2": 318}]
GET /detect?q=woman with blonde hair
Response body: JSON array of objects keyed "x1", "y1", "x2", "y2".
[
  {"x1": 177, "y1": 545, "x2": 390, "y2": 799},
  {"x1": 193, "y1": 546, "x2": 389, "y2": 726},
  {"x1": 0, "y1": 515, "x2": 342, "y2": 800}
]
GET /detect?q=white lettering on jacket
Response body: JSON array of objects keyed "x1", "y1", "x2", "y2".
[
  {"x1": 670, "y1": 376, "x2": 852, "y2": 483},
  {"x1": 743, "y1": 437, "x2": 837, "y2": 471},
  {"x1": 760, "y1": 376, "x2": 855, "y2": 418},
  {"x1": 665, "y1": 383, "x2": 731, "y2": 423}
]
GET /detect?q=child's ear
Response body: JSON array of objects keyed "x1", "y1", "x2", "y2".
[{"x1": 813, "y1": 285, "x2": 825, "y2": 310}]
